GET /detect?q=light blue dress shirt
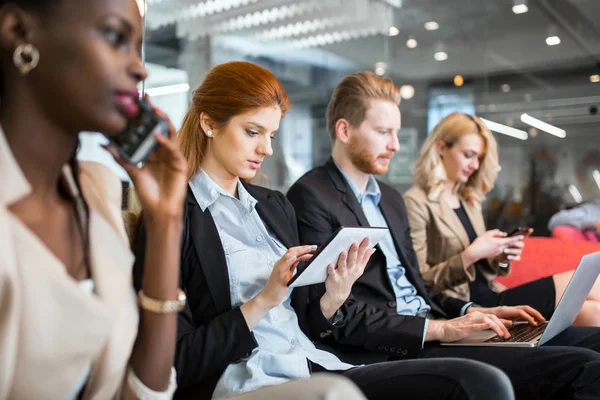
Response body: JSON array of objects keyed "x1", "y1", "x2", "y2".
[
  {"x1": 335, "y1": 164, "x2": 431, "y2": 317},
  {"x1": 334, "y1": 164, "x2": 432, "y2": 345},
  {"x1": 189, "y1": 170, "x2": 354, "y2": 400},
  {"x1": 334, "y1": 165, "x2": 473, "y2": 339}
]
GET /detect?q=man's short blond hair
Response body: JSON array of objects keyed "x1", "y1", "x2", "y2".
[{"x1": 326, "y1": 71, "x2": 401, "y2": 141}]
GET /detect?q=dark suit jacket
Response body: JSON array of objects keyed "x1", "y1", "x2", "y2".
[
  {"x1": 287, "y1": 158, "x2": 469, "y2": 364},
  {"x1": 133, "y1": 182, "x2": 337, "y2": 400}
]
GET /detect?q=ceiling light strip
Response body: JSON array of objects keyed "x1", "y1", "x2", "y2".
[
  {"x1": 480, "y1": 118, "x2": 528, "y2": 140},
  {"x1": 593, "y1": 170, "x2": 600, "y2": 192},
  {"x1": 568, "y1": 184, "x2": 583, "y2": 203},
  {"x1": 520, "y1": 113, "x2": 566, "y2": 138}
]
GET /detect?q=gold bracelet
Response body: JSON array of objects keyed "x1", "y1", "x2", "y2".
[{"x1": 138, "y1": 289, "x2": 186, "y2": 314}]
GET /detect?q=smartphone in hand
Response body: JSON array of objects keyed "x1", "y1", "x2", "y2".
[
  {"x1": 497, "y1": 226, "x2": 532, "y2": 266},
  {"x1": 508, "y1": 226, "x2": 532, "y2": 238},
  {"x1": 107, "y1": 97, "x2": 168, "y2": 164}
]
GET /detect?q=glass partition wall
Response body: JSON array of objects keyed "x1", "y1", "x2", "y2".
[{"x1": 135, "y1": 0, "x2": 600, "y2": 235}]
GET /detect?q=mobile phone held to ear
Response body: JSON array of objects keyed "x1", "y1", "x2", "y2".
[
  {"x1": 508, "y1": 226, "x2": 532, "y2": 238},
  {"x1": 108, "y1": 97, "x2": 168, "y2": 164}
]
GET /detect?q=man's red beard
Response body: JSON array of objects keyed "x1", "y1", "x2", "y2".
[{"x1": 348, "y1": 136, "x2": 394, "y2": 175}]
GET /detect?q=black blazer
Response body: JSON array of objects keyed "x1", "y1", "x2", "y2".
[
  {"x1": 133, "y1": 182, "x2": 337, "y2": 400},
  {"x1": 287, "y1": 158, "x2": 469, "y2": 364}
]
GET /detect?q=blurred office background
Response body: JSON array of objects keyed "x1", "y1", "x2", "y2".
[{"x1": 81, "y1": 0, "x2": 600, "y2": 236}]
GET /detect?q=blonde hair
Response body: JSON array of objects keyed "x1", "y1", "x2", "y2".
[
  {"x1": 326, "y1": 71, "x2": 400, "y2": 141},
  {"x1": 412, "y1": 112, "x2": 500, "y2": 205}
]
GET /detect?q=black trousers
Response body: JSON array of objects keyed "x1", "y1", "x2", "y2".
[
  {"x1": 470, "y1": 274, "x2": 557, "y2": 319},
  {"x1": 314, "y1": 358, "x2": 514, "y2": 400},
  {"x1": 421, "y1": 326, "x2": 600, "y2": 400}
]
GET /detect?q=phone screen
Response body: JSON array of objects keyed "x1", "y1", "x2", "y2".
[{"x1": 109, "y1": 98, "x2": 167, "y2": 164}]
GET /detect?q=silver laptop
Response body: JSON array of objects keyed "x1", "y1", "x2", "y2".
[{"x1": 441, "y1": 251, "x2": 600, "y2": 348}]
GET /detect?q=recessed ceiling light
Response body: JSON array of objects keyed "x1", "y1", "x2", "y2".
[
  {"x1": 590, "y1": 74, "x2": 600, "y2": 83},
  {"x1": 512, "y1": 0, "x2": 528, "y2": 14},
  {"x1": 406, "y1": 36, "x2": 418, "y2": 48},
  {"x1": 434, "y1": 51, "x2": 448, "y2": 61},
  {"x1": 400, "y1": 85, "x2": 415, "y2": 100},
  {"x1": 501, "y1": 84, "x2": 511, "y2": 93},
  {"x1": 528, "y1": 127, "x2": 538, "y2": 137},
  {"x1": 424, "y1": 21, "x2": 439, "y2": 31},
  {"x1": 546, "y1": 35, "x2": 560, "y2": 46},
  {"x1": 388, "y1": 26, "x2": 400, "y2": 36},
  {"x1": 375, "y1": 62, "x2": 387, "y2": 76}
]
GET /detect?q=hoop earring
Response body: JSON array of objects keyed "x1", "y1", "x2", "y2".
[
  {"x1": 13, "y1": 43, "x2": 40, "y2": 75},
  {"x1": 206, "y1": 130, "x2": 213, "y2": 137}
]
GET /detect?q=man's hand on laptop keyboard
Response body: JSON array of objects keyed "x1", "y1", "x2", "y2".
[
  {"x1": 466, "y1": 305, "x2": 546, "y2": 326},
  {"x1": 426, "y1": 311, "x2": 512, "y2": 343}
]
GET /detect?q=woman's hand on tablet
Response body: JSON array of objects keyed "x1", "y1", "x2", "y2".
[
  {"x1": 241, "y1": 245, "x2": 316, "y2": 330},
  {"x1": 320, "y1": 237, "x2": 376, "y2": 319}
]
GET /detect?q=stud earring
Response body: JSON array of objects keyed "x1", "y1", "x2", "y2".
[
  {"x1": 13, "y1": 43, "x2": 40, "y2": 75},
  {"x1": 206, "y1": 130, "x2": 213, "y2": 137}
]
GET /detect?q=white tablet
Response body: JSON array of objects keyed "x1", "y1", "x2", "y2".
[{"x1": 287, "y1": 226, "x2": 389, "y2": 288}]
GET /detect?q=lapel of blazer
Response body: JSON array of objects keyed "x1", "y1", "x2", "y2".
[
  {"x1": 378, "y1": 191, "x2": 412, "y2": 269},
  {"x1": 324, "y1": 158, "x2": 370, "y2": 227},
  {"x1": 1, "y1": 201, "x2": 127, "y2": 400},
  {"x1": 430, "y1": 198, "x2": 471, "y2": 249},
  {"x1": 0, "y1": 207, "x2": 18, "y2": 281},
  {"x1": 378, "y1": 189, "x2": 439, "y2": 308},
  {"x1": 70, "y1": 166, "x2": 137, "y2": 399},
  {"x1": 78, "y1": 168, "x2": 134, "y2": 315},
  {"x1": 247, "y1": 184, "x2": 296, "y2": 249},
  {"x1": 83, "y1": 209, "x2": 138, "y2": 399},
  {"x1": 186, "y1": 188, "x2": 232, "y2": 315}
]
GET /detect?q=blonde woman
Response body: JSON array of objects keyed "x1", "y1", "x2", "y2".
[{"x1": 404, "y1": 112, "x2": 600, "y2": 326}]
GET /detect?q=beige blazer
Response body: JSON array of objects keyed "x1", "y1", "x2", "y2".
[
  {"x1": 0, "y1": 129, "x2": 174, "y2": 399},
  {"x1": 403, "y1": 185, "x2": 509, "y2": 301}
]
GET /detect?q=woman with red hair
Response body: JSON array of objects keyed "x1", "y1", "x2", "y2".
[{"x1": 133, "y1": 62, "x2": 515, "y2": 400}]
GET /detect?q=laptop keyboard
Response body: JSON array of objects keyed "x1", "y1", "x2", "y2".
[{"x1": 484, "y1": 322, "x2": 548, "y2": 343}]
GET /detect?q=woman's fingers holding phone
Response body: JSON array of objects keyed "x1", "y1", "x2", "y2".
[
  {"x1": 499, "y1": 235, "x2": 524, "y2": 248},
  {"x1": 485, "y1": 229, "x2": 507, "y2": 238},
  {"x1": 143, "y1": 94, "x2": 177, "y2": 139},
  {"x1": 101, "y1": 143, "x2": 139, "y2": 178},
  {"x1": 153, "y1": 131, "x2": 182, "y2": 159}
]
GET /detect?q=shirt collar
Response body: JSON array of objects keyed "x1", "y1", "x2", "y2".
[
  {"x1": 189, "y1": 169, "x2": 257, "y2": 212},
  {"x1": 333, "y1": 160, "x2": 381, "y2": 205}
]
